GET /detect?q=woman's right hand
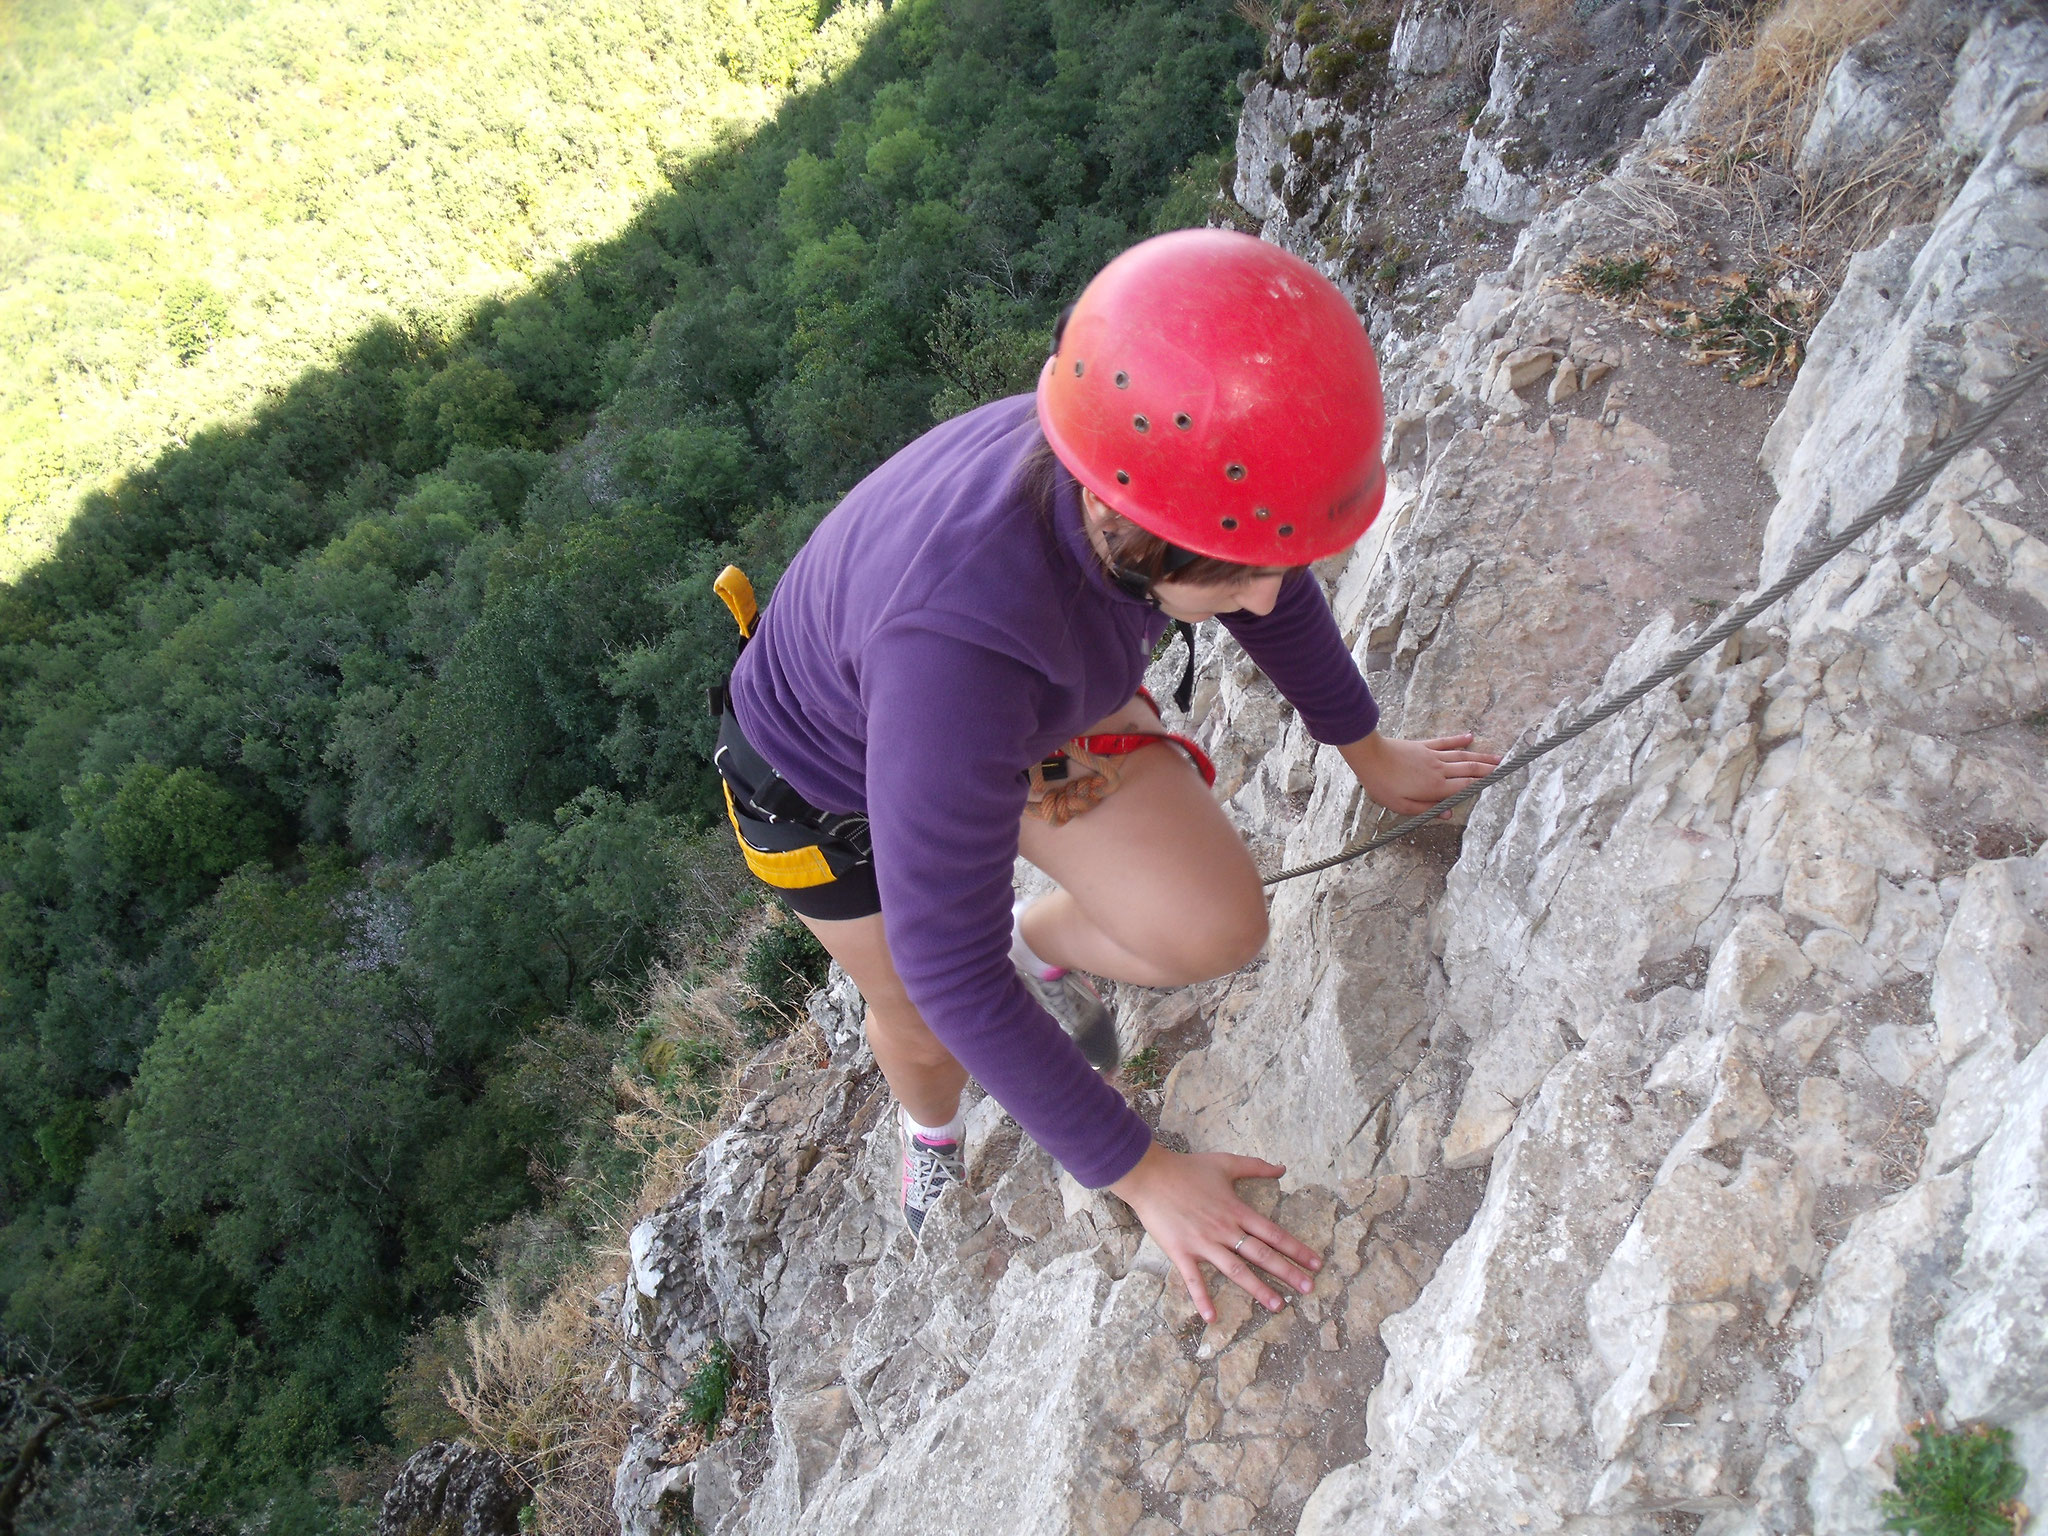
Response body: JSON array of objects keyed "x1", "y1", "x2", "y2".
[{"x1": 1108, "y1": 1141, "x2": 1322, "y2": 1322}]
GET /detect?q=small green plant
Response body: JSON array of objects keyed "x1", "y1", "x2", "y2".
[
  {"x1": 682, "y1": 1340, "x2": 736, "y2": 1438},
  {"x1": 1881, "y1": 1420, "x2": 2029, "y2": 1536},
  {"x1": 1663, "y1": 272, "x2": 1814, "y2": 387},
  {"x1": 1572, "y1": 252, "x2": 1658, "y2": 300},
  {"x1": 1122, "y1": 1044, "x2": 1165, "y2": 1090},
  {"x1": 160, "y1": 276, "x2": 232, "y2": 363}
]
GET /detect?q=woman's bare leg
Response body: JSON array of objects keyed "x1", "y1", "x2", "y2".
[
  {"x1": 1017, "y1": 701, "x2": 1267, "y2": 988},
  {"x1": 788, "y1": 694, "x2": 1261, "y2": 1118},
  {"x1": 794, "y1": 909, "x2": 966, "y2": 1127}
]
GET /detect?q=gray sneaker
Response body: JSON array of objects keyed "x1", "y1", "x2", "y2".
[
  {"x1": 1020, "y1": 965, "x2": 1121, "y2": 1072},
  {"x1": 900, "y1": 1111, "x2": 966, "y2": 1238}
]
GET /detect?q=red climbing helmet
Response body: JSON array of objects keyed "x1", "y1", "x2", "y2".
[{"x1": 1037, "y1": 229, "x2": 1385, "y2": 567}]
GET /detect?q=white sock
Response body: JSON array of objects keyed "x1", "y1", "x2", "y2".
[
  {"x1": 903, "y1": 1104, "x2": 965, "y2": 1143},
  {"x1": 1010, "y1": 899, "x2": 1065, "y2": 981}
]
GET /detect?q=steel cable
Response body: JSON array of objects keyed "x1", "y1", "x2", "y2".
[{"x1": 1263, "y1": 352, "x2": 2048, "y2": 886}]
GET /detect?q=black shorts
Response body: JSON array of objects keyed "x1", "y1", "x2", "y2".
[{"x1": 715, "y1": 708, "x2": 883, "y2": 922}]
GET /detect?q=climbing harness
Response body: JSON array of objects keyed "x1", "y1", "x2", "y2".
[
  {"x1": 1027, "y1": 687, "x2": 1217, "y2": 826},
  {"x1": 1261, "y1": 352, "x2": 2048, "y2": 886},
  {"x1": 707, "y1": 566, "x2": 877, "y2": 910}
]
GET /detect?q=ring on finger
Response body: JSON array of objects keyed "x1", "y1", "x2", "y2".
[{"x1": 1232, "y1": 1235, "x2": 1249, "y2": 1255}]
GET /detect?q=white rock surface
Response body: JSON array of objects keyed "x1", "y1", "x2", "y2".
[
  {"x1": 1459, "y1": 28, "x2": 1542, "y2": 225},
  {"x1": 1389, "y1": 0, "x2": 1463, "y2": 78}
]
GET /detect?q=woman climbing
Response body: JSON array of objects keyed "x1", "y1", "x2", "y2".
[{"x1": 712, "y1": 229, "x2": 1499, "y2": 1322}]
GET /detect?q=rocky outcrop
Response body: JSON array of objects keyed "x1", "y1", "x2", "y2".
[
  {"x1": 1234, "y1": 0, "x2": 1711, "y2": 346},
  {"x1": 378, "y1": 1440, "x2": 524, "y2": 1536},
  {"x1": 608, "y1": 4, "x2": 2048, "y2": 1533}
]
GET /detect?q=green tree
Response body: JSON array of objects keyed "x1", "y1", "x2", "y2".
[
  {"x1": 129, "y1": 956, "x2": 434, "y2": 1291},
  {"x1": 65, "y1": 762, "x2": 269, "y2": 892},
  {"x1": 159, "y1": 278, "x2": 231, "y2": 366},
  {"x1": 404, "y1": 790, "x2": 689, "y2": 1051},
  {"x1": 396, "y1": 356, "x2": 541, "y2": 472}
]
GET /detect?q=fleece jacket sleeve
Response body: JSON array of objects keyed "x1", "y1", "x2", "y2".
[
  {"x1": 1218, "y1": 567, "x2": 1380, "y2": 744},
  {"x1": 860, "y1": 624, "x2": 1153, "y2": 1189}
]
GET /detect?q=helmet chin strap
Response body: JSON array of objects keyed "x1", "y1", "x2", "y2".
[{"x1": 1107, "y1": 542, "x2": 1202, "y2": 713}]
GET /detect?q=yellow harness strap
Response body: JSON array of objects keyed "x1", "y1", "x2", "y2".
[
  {"x1": 722, "y1": 783, "x2": 837, "y2": 889},
  {"x1": 714, "y1": 565, "x2": 758, "y2": 640}
]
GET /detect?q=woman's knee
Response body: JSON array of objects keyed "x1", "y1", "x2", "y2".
[
  {"x1": 864, "y1": 996, "x2": 957, "y2": 1068},
  {"x1": 1147, "y1": 884, "x2": 1269, "y2": 984}
]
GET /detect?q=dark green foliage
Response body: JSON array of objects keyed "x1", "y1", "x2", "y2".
[
  {"x1": 681, "y1": 1340, "x2": 736, "y2": 1437},
  {"x1": 0, "y1": 0, "x2": 1260, "y2": 1527},
  {"x1": 67, "y1": 762, "x2": 269, "y2": 891},
  {"x1": 740, "y1": 913, "x2": 831, "y2": 1042},
  {"x1": 1881, "y1": 1421, "x2": 2028, "y2": 1536}
]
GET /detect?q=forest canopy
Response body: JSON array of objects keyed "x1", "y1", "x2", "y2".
[
  {"x1": 0, "y1": 0, "x2": 1256, "y2": 1528},
  {"x1": 0, "y1": 0, "x2": 865, "y2": 579}
]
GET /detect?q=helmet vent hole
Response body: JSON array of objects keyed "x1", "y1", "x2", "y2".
[
  {"x1": 1116, "y1": 470, "x2": 1131, "y2": 485},
  {"x1": 1220, "y1": 516, "x2": 1240, "y2": 531},
  {"x1": 1253, "y1": 506, "x2": 1271, "y2": 520},
  {"x1": 1133, "y1": 414, "x2": 1149, "y2": 433},
  {"x1": 1073, "y1": 361, "x2": 1085, "y2": 377},
  {"x1": 1225, "y1": 463, "x2": 1246, "y2": 482},
  {"x1": 1114, "y1": 371, "x2": 1130, "y2": 389},
  {"x1": 1174, "y1": 413, "x2": 1192, "y2": 430},
  {"x1": 1278, "y1": 524, "x2": 1295, "y2": 537}
]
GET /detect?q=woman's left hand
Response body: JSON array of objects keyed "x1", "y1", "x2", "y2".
[{"x1": 1338, "y1": 730, "x2": 1501, "y2": 816}]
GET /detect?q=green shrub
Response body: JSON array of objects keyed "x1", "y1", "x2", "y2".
[
  {"x1": 740, "y1": 914, "x2": 831, "y2": 1042},
  {"x1": 1122, "y1": 1045, "x2": 1164, "y2": 1090},
  {"x1": 1881, "y1": 1421, "x2": 2028, "y2": 1536},
  {"x1": 681, "y1": 1340, "x2": 736, "y2": 1437},
  {"x1": 1665, "y1": 273, "x2": 1815, "y2": 387},
  {"x1": 162, "y1": 278, "x2": 233, "y2": 364}
]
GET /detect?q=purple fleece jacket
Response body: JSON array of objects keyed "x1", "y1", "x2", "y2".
[{"x1": 729, "y1": 395, "x2": 1379, "y2": 1187}]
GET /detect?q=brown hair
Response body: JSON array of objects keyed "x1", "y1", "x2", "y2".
[{"x1": 1015, "y1": 430, "x2": 1265, "y2": 589}]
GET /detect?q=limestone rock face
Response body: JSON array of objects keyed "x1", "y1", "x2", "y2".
[
  {"x1": 1761, "y1": 5, "x2": 2048, "y2": 585},
  {"x1": 1794, "y1": 0, "x2": 1967, "y2": 176},
  {"x1": 607, "y1": 7, "x2": 2048, "y2": 1534},
  {"x1": 378, "y1": 1440, "x2": 523, "y2": 1536}
]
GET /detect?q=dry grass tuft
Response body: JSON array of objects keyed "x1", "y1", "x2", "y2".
[
  {"x1": 435, "y1": 902, "x2": 824, "y2": 1534},
  {"x1": 611, "y1": 965, "x2": 757, "y2": 1209},
  {"x1": 447, "y1": 1255, "x2": 637, "y2": 1534},
  {"x1": 1696, "y1": 0, "x2": 1911, "y2": 166},
  {"x1": 1233, "y1": 0, "x2": 1279, "y2": 35},
  {"x1": 1491, "y1": 0, "x2": 1595, "y2": 58}
]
